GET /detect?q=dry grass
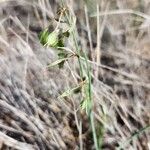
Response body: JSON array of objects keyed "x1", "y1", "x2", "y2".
[{"x1": 0, "y1": 0, "x2": 150, "y2": 149}]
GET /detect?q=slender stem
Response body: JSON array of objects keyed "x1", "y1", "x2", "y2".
[
  {"x1": 61, "y1": 1, "x2": 98, "y2": 149},
  {"x1": 83, "y1": 51, "x2": 99, "y2": 150},
  {"x1": 90, "y1": 112, "x2": 99, "y2": 150},
  {"x1": 72, "y1": 31, "x2": 84, "y2": 78},
  {"x1": 61, "y1": 0, "x2": 84, "y2": 78},
  {"x1": 117, "y1": 125, "x2": 150, "y2": 150}
]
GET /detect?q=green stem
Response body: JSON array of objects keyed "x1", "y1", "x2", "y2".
[
  {"x1": 117, "y1": 125, "x2": 150, "y2": 150},
  {"x1": 61, "y1": 1, "x2": 99, "y2": 149},
  {"x1": 90, "y1": 112, "x2": 99, "y2": 150},
  {"x1": 61, "y1": 0, "x2": 84, "y2": 78},
  {"x1": 84, "y1": 51, "x2": 99, "y2": 150}
]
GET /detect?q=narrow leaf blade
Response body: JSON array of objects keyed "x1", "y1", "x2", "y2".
[
  {"x1": 47, "y1": 57, "x2": 68, "y2": 68},
  {"x1": 59, "y1": 85, "x2": 82, "y2": 98}
]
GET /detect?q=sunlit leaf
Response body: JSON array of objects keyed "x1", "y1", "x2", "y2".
[{"x1": 47, "y1": 31, "x2": 59, "y2": 47}]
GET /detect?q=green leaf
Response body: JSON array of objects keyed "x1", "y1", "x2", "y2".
[
  {"x1": 39, "y1": 28, "x2": 50, "y2": 45},
  {"x1": 80, "y1": 97, "x2": 92, "y2": 115},
  {"x1": 96, "y1": 123, "x2": 105, "y2": 149},
  {"x1": 58, "y1": 52, "x2": 67, "y2": 58},
  {"x1": 47, "y1": 57, "x2": 68, "y2": 68},
  {"x1": 58, "y1": 52, "x2": 68, "y2": 68},
  {"x1": 62, "y1": 30, "x2": 70, "y2": 37},
  {"x1": 47, "y1": 31, "x2": 59, "y2": 47},
  {"x1": 57, "y1": 39, "x2": 64, "y2": 48},
  {"x1": 59, "y1": 85, "x2": 82, "y2": 98}
]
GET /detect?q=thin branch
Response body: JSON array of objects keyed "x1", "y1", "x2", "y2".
[{"x1": 90, "y1": 9, "x2": 150, "y2": 20}]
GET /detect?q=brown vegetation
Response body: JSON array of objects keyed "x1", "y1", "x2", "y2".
[{"x1": 0, "y1": 0, "x2": 149, "y2": 149}]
